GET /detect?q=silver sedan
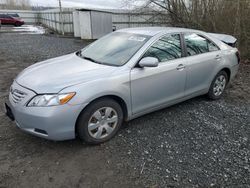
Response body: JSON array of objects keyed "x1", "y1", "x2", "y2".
[{"x1": 5, "y1": 27, "x2": 240, "y2": 144}]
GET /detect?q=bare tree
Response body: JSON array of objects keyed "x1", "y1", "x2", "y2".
[
  {"x1": 4, "y1": 0, "x2": 31, "y2": 10},
  {"x1": 127, "y1": 0, "x2": 250, "y2": 59}
]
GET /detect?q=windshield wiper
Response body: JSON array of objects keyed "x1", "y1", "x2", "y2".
[
  {"x1": 78, "y1": 52, "x2": 112, "y2": 66},
  {"x1": 82, "y1": 56, "x2": 103, "y2": 65},
  {"x1": 76, "y1": 50, "x2": 82, "y2": 56}
]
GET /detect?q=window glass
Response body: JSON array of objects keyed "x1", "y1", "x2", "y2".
[
  {"x1": 208, "y1": 40, "x2": 220, "y2": 52},
  {"x1": 81, "y1": 32, "x2": 150, "y2": 66},
  {"x1": 1, "y1": 15, "x2": 11, "y2": 18},
  {"x1": 143, "y1": 34, "x2": 182, "y2": 62},
  {"x1": 185, "y1": 33, "x2": 219, "y2": 56},
  {"x1": 184, "y1": 33, "x2": 209, "y2": 56}
]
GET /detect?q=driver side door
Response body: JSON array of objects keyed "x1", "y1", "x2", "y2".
[{"x1": 130, "y1": 34, "x2": 187, "y2": 114}]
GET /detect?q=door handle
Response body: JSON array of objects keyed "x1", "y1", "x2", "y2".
[
  {"x1": 215, "y1": 55, "x2": 221, "y2": 60},
  {"x1": 176, "y1": 64, "x2": 185, "y2": 71}
]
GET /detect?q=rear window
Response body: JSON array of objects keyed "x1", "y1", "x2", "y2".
[
  {"x1": 0, "y1": 14, "x2": 12, "y2": 18},
  {"x1": 184, "y1": 33, "x2": 219, "y2": 56},
  {"x1": 0, "y1": 14, "x2": 7, "y2": 18},
  {"x1": 7, "y1": 13, "x2": 19, "y2": 17}
]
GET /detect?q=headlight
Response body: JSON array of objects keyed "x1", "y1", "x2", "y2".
[{"x1": 27, "y1": 92, "x2": 75, "y2": 107}]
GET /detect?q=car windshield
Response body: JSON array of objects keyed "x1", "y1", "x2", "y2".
[{"x1": 80, "y1": 32, "x2": 150, "y2": 66}]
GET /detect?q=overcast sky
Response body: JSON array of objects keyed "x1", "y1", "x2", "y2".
[{"x1": 29, "y1": 0, "x2": 144, "y2": 9}]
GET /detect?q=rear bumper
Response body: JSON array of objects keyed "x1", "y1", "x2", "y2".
[
  {"x1": 6, "y1": 97, "x2": 87, "y2": 141},
  {"x1": 230, "y1": 64, "x2": 239, "y2": 82}
]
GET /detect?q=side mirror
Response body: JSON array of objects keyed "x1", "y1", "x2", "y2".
[{"x1": 138, "y1": 57, "x2": 159, "y2": 68}]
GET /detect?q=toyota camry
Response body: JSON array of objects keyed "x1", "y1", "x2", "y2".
[{"x1": 5, "y1": 27, "x2": 240, "y2": 144}]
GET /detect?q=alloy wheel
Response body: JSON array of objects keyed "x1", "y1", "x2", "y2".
[
  {"x1": 213, "y1": 75, "x2": 226, "y2": 96},
  {"x1": 87, "y1": 107, "x2": 118, "y2": 139}
]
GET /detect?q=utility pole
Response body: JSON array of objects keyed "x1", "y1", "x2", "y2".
[{"x1": 59, "y1": 0, "x2": 64, "y2": 35}]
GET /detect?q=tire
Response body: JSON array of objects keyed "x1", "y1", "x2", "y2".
[
  {"x1": 15, "y1": 22, "x2": 21, "y2": 27},
  {"x1": 207, "y1": 70, "x2": 228, "y2": 100},
  {"x1": 76, "y1": 98, "x2": 124, "y2": 144}
]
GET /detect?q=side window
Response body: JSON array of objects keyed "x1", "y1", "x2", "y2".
[
  {"x1": 208, "y1": 40, "x2": 220, "y2": 52},
  {"x1": 143, "y1": 34, "x2": 182, "y2": 62},
  {"x1": 184, "y1": 33, "x2": 219, "y2": 56}
]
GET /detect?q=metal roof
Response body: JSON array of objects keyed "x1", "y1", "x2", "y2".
[
  {"x1": 116, "y1": 27, "x2": 237, "y2": 45},
  {"x1": 116, "y1": 27, "x2": 201, "y2": 36}
]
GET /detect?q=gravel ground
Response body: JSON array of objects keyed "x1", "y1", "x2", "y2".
[{"x1": 0, "y1": 32, "x2": 249, "y2": 188}]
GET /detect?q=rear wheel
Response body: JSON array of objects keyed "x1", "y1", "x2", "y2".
[
  {"x1": 207, "y1": 70, "x2": 228, "y2": 100},
  {"x1": 15, "y1": 22, "x2": 21, "y2": 27},
  {"x1": 76, "y1": 98, "x2": 124, "y2": 144}
]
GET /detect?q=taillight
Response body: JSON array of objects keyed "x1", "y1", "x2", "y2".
[{"x1": 236, "y1": 51, "x2": 240, "y2": 64}]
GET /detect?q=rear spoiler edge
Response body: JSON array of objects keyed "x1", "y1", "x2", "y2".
[{"x1": 208, "y1": 33, "x2": 237, "y2": 47}]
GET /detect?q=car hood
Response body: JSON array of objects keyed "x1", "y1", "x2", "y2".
[{"x1": 16, "y1": 53, "x2": 117, "y2": 93}]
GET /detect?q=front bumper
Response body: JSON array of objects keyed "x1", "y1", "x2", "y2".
[{"x1": 6, "y1": 82, "x2": 87, "y2": 141}]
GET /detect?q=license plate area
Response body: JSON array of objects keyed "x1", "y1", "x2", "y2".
[{"x1": 5, "y1": 103, "x2": 15, "y2": 121}]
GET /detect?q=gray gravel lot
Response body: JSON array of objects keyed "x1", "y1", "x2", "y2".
[{"x1": 0, "y1": 32, "x2": 249, "y2": 188}]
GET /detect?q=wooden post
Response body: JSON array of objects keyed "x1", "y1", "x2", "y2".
[{"x1": 59, "y1": 0, "x2": 64, "y2": 35}]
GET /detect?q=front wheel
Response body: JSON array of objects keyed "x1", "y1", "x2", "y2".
[
  {"x1": 76, "y1": 98, "x2": 124, "y2": 144},
  {"x1": 207, "y1": 70, "x2": 228, "y2": 100}
]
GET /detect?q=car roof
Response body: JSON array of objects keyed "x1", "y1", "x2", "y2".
[
  {"x1": 0, "y1": 14, "x2": 11, "y2": 17},
  {"x1": 117, "y1": 27, "x2": 203, "y2": 36},
  {"x1": 7, "y1": 13, "x2": 19, "y2": 16}
]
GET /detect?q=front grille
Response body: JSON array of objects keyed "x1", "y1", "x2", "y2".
[{"x1": 10, "y1": 88, "x2": 27, "y2": 104}]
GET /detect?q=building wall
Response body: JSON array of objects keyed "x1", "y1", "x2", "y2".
[
  {"x1": 112, "y1": 13, "x2": 170, "y2": 30},
  {"x1": 90, "y1": 11, "x2": 112, "y2": 39},
  {"x1": 0, "y1": 9, "x2": 169, "y2": 35},
  {"x1": 78, "y1": 11, "x2": 92, "y2": 39},
  {"x1": 73, "y1": 11, "x2": 80, "y2": 37},
  {"x1": 38, "y1": 8, "x2": 74, "y2": 34}
]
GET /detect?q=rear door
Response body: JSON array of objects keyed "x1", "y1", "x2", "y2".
[
  {"x1": 0, "y1": 15, "x2": 14, "y2": 24},
  {"x1": 130, "y1": 34, "x2": 187, "y2": 114},
  {"x1": 183, "y1": 33, "x2": 221, "y2": 96},
  {"x1": 5, "y1": 15, "x2": 15, "y2": 24},
  {"x1": 0, "y1": 14, "x2": 8, "y2": 24}
]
